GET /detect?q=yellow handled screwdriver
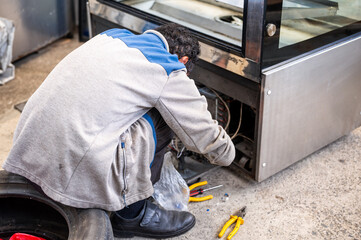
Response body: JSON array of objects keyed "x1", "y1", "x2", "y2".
[{"x1": 188, "y1": 181, "x2": 223, "y2": 202}]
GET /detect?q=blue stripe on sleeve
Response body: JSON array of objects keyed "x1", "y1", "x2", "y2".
[
  {"x1": 100, "y1": 29, "x2": 185, "y2": 75},
  {"x1": 142, "y1": 113, "x2": 157, "y2": 168}
]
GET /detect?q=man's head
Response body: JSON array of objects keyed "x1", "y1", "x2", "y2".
[{"x1": 155, "y1": 23, "x2": 200, "y2": 73}]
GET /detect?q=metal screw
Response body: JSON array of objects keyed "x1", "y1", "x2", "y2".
[
  {"x1": 267, "y1": 90, "x2": 272, "y2": 95},
  {"x1": 266, "y1": 23, "x2": 277, "y2": 37},
  {"x1": 262, "y1": 163, "x2": 267, "y2": 167}
]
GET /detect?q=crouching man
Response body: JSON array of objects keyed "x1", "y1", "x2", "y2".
[{"x1": 3, "y1": 23, "x2": 235, "y2": 238}]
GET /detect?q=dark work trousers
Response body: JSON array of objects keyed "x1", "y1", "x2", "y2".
[{"x1": 146, "y1": 108, "x2": 174, "y2": 184}]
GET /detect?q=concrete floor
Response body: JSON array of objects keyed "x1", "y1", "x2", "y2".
[{"x1": 0, "y1": 35, "x2": 360, "y2": 240}]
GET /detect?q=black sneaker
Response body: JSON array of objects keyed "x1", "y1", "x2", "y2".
[{"x1": 111, "y1": 200, "x2": 196, "y2": 238}]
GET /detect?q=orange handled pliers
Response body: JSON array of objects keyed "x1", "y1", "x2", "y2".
[
  {"x1": 188, "y1": 181, "x2": 214, "y2": 202},
  {"x1": 218, "y1": 206, "x2": 246, "y2": 240}
]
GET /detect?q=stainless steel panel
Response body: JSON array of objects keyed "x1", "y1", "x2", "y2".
[
  {"x1": 216, "y1": 0, "x2": 243, "y2": 8},
  {"x1": 150, "y1": 0, "x2": 242, "y2": 42},
  {"x1": 116, "y1": 0, "x2": 244, "y2": 45},
  {"x1": 0, "y1": 0, "x2": 73, "y2": 61},
  {"x1": 257, "y1": 34, "x2": 361, "y2": 181},
  {"x1": 282, "y1": 0, "x2": 338, "y2": 20}
]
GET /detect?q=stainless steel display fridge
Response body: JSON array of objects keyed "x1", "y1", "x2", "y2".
[
  {"x1": 0, "y1": 0, "x2": 74, "y2": 61},
  {"x1": 87, "y1": 0, "x2": 361, "y2": 181}
]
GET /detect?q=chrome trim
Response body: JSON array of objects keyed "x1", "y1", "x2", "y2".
[
  {"x1": 89, "y1": 0, "x2": 152, "y2": 33},
  {"x1": 89, "y1": 0, "x2": 259, "y2": 81},
  {"x1": 86, "y1": 1, "x2": 93, "y2": 38},
  {"x1": 198, "y1": 42, "x2": 249, "y2": 77},
  {"x1": 243, "y1": 0, "x2": 265, "y2": 63}
]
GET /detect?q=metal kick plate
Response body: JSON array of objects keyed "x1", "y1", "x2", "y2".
[{"x1": 257, "y1": 34, "x2": 361, "y2": 182}]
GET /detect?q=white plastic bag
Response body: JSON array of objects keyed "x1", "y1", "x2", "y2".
[{"x1": 153, "y1": 152, "x2": 189, "y2": 211}]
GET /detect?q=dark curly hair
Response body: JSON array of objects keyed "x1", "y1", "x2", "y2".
[{"x1": 155, "y1": 23, "x2": 200, "y2": 73}]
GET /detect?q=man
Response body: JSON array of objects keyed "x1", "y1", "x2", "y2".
[{"x1": 3, "y1": 23, "x2": 235, "y2": 238}]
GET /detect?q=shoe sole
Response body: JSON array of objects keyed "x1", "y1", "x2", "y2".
[{"x1": 113, "y1": 216, "x2": 196, "y2": 239}]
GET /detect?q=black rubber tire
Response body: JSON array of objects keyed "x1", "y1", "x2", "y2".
[{"x1": 0, "y1": 170, "x2": 114, "y2": 240}]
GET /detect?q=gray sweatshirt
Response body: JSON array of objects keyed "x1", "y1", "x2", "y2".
[{"x1": 3, "y1": 29, "x2": 235, "y2": 211}]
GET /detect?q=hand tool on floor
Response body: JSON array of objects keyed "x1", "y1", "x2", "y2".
[
  {"x1": 190, "y1": 184, "x2": 223, "y2": 197},
  {"x1": 188, "y1": 181, "x2": 222, "y2": 202},
  {"x1": 218, "y1": 206, "x2": 246, "y2": 240}
]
